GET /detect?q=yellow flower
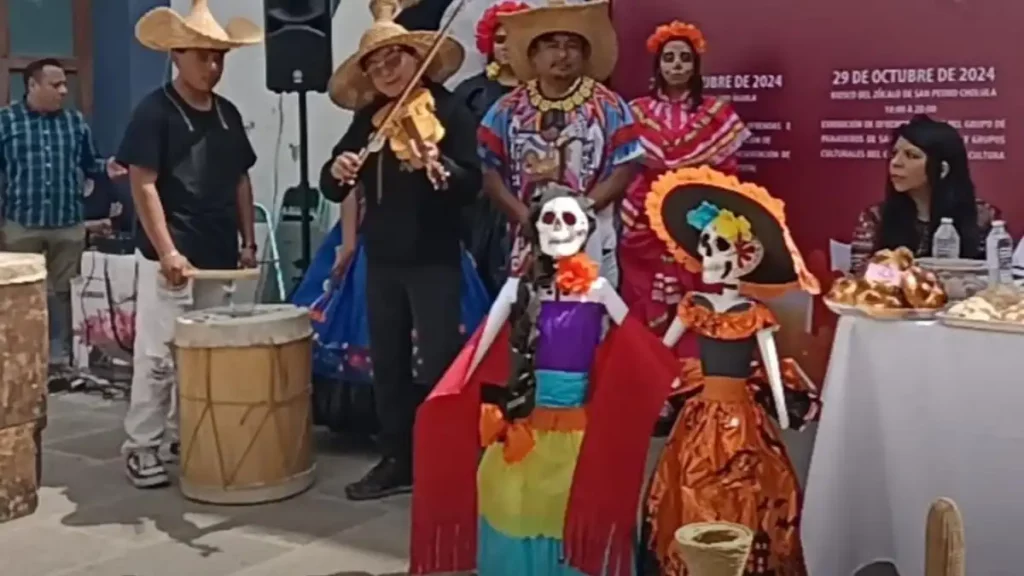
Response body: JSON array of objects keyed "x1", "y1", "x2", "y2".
[
  {"x1": 711, "y1": 210, "x2": 753, "y2": 243},
  {"x1": 486, "y1": 61, "x2": 502, "y2": 81}
]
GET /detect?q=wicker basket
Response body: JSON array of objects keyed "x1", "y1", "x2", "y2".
[{"x1": 674, "y1": 522, "x2": 754, "y2": 576}]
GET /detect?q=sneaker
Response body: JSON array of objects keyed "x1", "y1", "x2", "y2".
[
  {"x1": 46, "y1": 370, "x2": 72, "y2": 394},
  {"x1": 344, "y1": 457, "x2": 412, "y2": 501},
  {"x1": 126, "y1": 450, "x2": 170, "y2": 489},
  {"x1": 159, "y1": 442, "x2": 180, "y2": 465}
]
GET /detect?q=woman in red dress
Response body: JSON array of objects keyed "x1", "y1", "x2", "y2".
[{"x1": 619, "y1": 21, "x2": 751, "y2": 349}]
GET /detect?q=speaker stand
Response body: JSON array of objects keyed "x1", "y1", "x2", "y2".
[{"x1": 297, "y1": 90, "x2": 312, "y2": 274}]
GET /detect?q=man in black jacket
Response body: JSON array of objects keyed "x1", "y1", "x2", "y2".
[{"x1": 319, "y1": 0, "x2": 481, "y2": 501}]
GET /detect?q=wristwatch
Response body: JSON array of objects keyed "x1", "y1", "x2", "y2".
[{"x1": 241, "y1": 243, "x2": 258, "y2": 252}]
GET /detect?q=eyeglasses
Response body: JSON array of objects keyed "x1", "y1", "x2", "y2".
[{"x1": 363, "y1": 49, "x2": 406, "y2": 77}]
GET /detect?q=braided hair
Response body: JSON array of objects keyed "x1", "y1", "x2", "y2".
[{"x1": 503, "y1": 184, "x2": 596, "y2": 421}]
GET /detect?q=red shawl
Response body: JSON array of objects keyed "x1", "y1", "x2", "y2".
[{"x1": 410, "y1": 314, "x2": 679, "y2": 575}]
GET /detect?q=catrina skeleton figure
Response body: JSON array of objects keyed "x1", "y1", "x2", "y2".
[
  {"x1": 639, "y1": 166, "x2": 823, "y2": 576},
  {"x1": 411, "y1": 184, "x2": 679, "y2": 576}
]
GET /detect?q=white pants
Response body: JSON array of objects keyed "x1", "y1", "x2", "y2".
[
  {"x1": 121, "y1": 253, "x2": 224, "y2": 453},
  {"x1": 587, "y1": 209, "x2": 619, "y2": 289}
]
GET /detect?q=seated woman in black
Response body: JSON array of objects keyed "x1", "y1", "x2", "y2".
[{"x1": 850, "y1": 114, "x2": 1000, "y2": 274}]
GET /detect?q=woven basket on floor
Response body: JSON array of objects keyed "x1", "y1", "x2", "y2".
[
  {"x1": 674, "y1": 522, "x2": 754, "y2": 576},
  {"x1": 925, "y1": 497, "x2": 965, "y2": 576}
]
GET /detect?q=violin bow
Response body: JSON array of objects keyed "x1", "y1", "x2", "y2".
[{"x1": 356, "y1": 0, "x2": 474, "y2": 164}]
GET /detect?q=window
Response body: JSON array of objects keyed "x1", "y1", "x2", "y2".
[{"x1": 0, "y1": 0, "x2": 93, "y2": 114}]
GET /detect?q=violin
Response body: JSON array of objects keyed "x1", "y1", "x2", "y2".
[
  {"x1": 347, "y1": 0, "x2": 473, "y2": 190},
  {"x1": 370, "y1": 87, "x2": 450, "y2": 188}
]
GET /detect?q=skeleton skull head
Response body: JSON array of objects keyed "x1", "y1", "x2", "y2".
[
  {"x1": 536, "y1": 196, "x2": 590, "y2": 259},
  {"x1": 697, "y1": 217, "x2": 764, "y2": 285}
]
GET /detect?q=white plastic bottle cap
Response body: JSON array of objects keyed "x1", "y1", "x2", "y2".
[
  {"x1": 993, "y1": 220, "x2": 1006, "y2": 227},
  {"x1": 940, "y1": 217, "x2": 953, "y2": 224}
]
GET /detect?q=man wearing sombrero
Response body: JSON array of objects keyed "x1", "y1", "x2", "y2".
[
  {"x1": 318, "y1": 0, "x2": 482, "y2": 501},
  {"x1": 116, "y1": 0, "x2": 262, "y2": 489},
  {"x1": 478, "y1": 0, "x2": 642, "y2": 289}
]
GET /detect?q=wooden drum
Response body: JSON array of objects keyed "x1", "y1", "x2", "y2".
[
  {"x1": 0, "y1": 252, "x2": 48, "y2": 523},
  {"x1": 174, "y1": 304, "x2": 315, "y2": 504}
]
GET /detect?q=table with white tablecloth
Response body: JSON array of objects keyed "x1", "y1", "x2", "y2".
[{"x1": 803, "y1": 315, "x2": 1024, "y2": 576}]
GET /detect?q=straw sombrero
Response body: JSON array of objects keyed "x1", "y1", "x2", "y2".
[
  {"x1": 645, "y1": 166, "x2": 821, "y2": 298},
  {"x1": 135, "y1": 0, "x2": 262, "y2": 52},
  {"x1": 328, "y1": 0, "x2": 465, "y2": 110},
  {"x1": 498, "y1": 0, "x2": 617, "y2": 82}
]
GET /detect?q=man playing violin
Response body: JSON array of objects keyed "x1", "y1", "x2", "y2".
[
  {"x1": 319, "y1": 0, "x2": 481, "y2": 501},
  {"x1": 478, "y1": 0, "x2": 642, "y2": 289}
]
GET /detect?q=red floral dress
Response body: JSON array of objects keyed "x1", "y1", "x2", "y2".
[{"x1": 619, "y1": 93, "x2": 751, "y2": 352}]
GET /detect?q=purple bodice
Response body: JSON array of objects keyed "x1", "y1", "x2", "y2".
[{"x1": 534, "y1": 301, "x2": 604, "y2": 373}]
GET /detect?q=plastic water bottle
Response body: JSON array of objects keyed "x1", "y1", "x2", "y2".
[
  {"x1": 986, "y1": 220, "x2": 1013, "y2": 286},
  {"x1": 931, "y1": 217, "x2": 960, "y2": 259}
]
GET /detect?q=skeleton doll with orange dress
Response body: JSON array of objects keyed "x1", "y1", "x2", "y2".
[{"x1": 639, "y1": 166, "x2": 823, "y2": 576}]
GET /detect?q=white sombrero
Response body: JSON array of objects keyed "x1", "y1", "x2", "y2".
[
  {"x1": 499, "y1": 0, "x2": 617, "y2": 82},
  {"x1": 135, "y1": 0, "x2": 263, "y2": 52},
  {"x1": 328, "y1": 0, "x2": 465, "y2": 110}
]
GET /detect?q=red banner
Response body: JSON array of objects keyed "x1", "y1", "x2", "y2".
[{"x1": 612, "y1": 0, "x2": 1020, "y2": 259}]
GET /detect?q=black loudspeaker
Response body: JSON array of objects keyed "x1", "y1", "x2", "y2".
[{"x1": 264, "y1": 0, "x2": 334, "y2": 93}]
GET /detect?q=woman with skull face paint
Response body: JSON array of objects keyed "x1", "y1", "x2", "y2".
[
  {"x1": 619, "y1": 22, "x2": 751, "y2": 345},
  {"x1": 640, "y1": 167, "x2": 822, "y2": 576},
  {"x1": 619, "y1": 21, "x2": 751, "y2": 435},
  {"x1": 452, "y1": 2, "x2": 529, "y2": 297},
  {"x1": 410, "y1": 184, "x2": 679, "y2": 575}
]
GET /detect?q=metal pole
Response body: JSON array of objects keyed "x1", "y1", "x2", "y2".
[{"x1": 298, "y1": 90, "x2": 311, "y2": 273}]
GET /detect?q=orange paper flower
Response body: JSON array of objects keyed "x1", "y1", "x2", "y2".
[
  {"x1": 555, "y1": 253, "x2": 599, "y2": 295},
  {"x1": 646, "y1": 21, "x2": 707, "y2": 55}
]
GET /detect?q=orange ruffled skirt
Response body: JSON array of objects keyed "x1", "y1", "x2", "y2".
[{"x1": 641, "y1": 359, "x2": 808, "y2": 576}]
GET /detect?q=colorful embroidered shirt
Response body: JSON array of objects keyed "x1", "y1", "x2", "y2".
[
  {"x1": 629, "y1": 93, "x2": 749, "y2": 175},
  {"x1": 478, "y1": 76, "x2": 643, "y2": 274},
  {"x1": 0, "y1": 100, "x2": 106, "y2": 228}
]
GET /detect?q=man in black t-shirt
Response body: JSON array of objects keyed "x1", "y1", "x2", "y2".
[
  {"x1": 116, "y1": 3, "x2": 262, "y2": 489},
  {"x1": 320, "y1": 7, "x2": 481, "y2": 500}
]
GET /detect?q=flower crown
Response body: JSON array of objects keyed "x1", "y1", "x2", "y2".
[
  {"x1": 686, "y1": 201, "x2": 754, "y2": 243},
  {"x1": 475, "y1": 1, "x2": 530, "y2": 57},
  {"x1": 646, "y1": 21, "x2": 707, "y2": 55}
]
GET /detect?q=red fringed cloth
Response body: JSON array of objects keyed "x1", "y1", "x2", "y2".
[{"x1": 410, "y1": 315, "x2": 679, "y2": 575}]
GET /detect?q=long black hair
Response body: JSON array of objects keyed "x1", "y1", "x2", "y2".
[
  {"x1": 878, "y1": 115, "x2": 980, "y2": 258},
  {"x1": 651, "y1": 38, "x2": 703, "y2": 112},
  {"x1": 503, "y1": 185, "x2": 595, "y2": 421}
]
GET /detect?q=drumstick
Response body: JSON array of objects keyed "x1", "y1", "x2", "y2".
[{"x1": 183, "y1": 268, "x2": 261, "y2": 281}]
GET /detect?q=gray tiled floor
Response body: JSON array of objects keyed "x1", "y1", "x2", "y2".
[{"x1": 0, "y1": 393, "x2": 898, "y2": 575}]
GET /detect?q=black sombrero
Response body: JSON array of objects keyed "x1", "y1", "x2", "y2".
[{"x1": 645, "y1": 166, "x2": 820, "y2": 297}]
